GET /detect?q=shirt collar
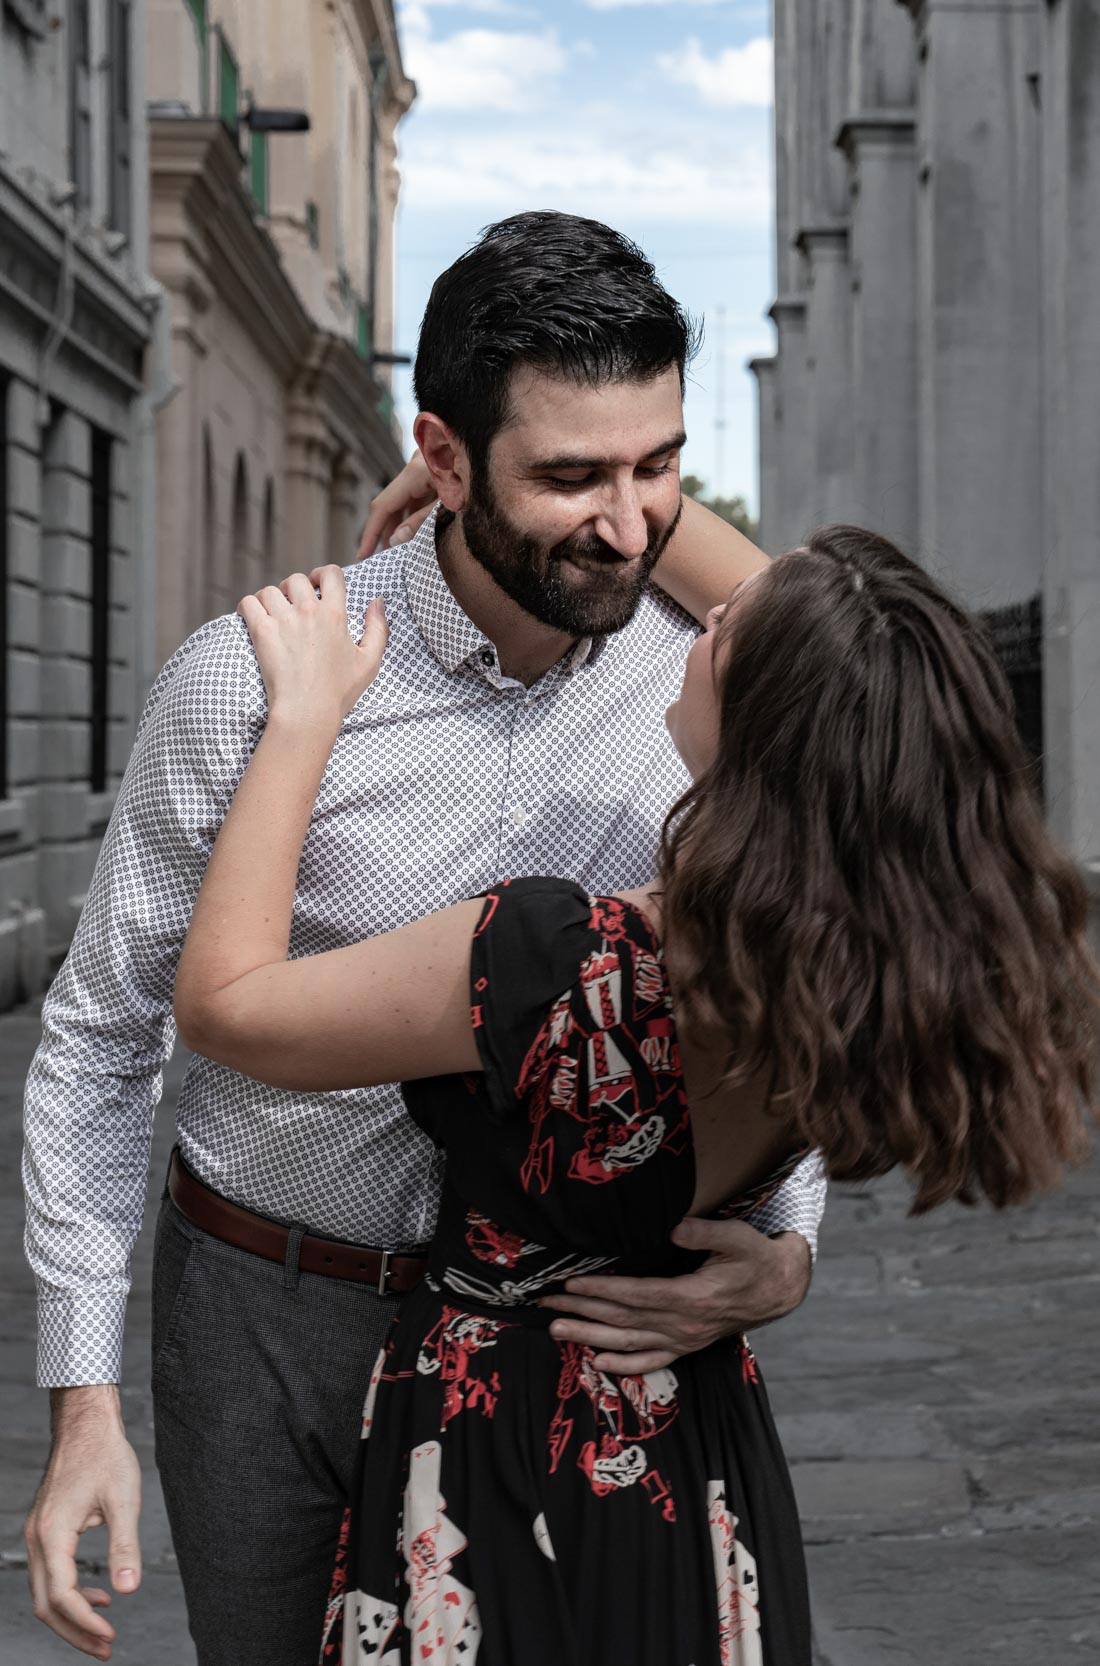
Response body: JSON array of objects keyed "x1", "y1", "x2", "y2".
[{"x1": 403, "y1": 505, "x2": 599, "y2": 678}]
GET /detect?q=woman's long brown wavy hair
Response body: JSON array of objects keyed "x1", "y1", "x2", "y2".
[{"x1": 659, "y1": 525, "x2": 1099, "y2": 1212}]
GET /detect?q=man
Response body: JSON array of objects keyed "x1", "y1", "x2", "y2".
[{"x1": 23, "y1": 212, "x2": 825, "y2": 1665}]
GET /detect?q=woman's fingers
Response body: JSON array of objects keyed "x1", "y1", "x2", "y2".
[
  {"x1": 255, "y1": 584, "x2": 293, "y2": 617},
  {"x1": 279, "y1": 571, "x2": 320, "y2": 607},
  {"x1": 358, "y1": 599, "x2": 389, "y2": 675}
]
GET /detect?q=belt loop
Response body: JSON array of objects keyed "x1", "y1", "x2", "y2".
[{"x1": 284, "y1": 1224, "x2": 307, "y2": 1291}]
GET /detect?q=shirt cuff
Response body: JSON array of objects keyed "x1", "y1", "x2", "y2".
[
  {"x1": 744, "y1": 1151, "x2": 827, "y2": 1265},
  {"x1": 37, "y1": 1292, "x2": 126, "y2": 1387}
]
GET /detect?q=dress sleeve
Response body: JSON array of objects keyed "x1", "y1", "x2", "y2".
[{"x1": 469, "y1": 876, "x2": 595, "y2": 1120}]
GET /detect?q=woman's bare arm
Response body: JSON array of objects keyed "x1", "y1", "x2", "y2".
[
  {"x1": 173, "y1": 569, "x2": 482, "y2": 1091},
  {"x1": 651, "y1": 494, "x2": 770, "y2": 625}
]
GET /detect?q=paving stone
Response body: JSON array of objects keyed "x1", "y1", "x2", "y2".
[{"x1": 2, "y1": 996, "x2": 1099, "y2": 1661}]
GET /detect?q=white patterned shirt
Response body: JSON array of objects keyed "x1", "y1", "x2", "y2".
[{"x1": 23, "y1": 509, "x2": 827, "y2": 1386}]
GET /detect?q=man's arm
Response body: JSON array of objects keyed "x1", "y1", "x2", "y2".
[
  {"x1": 22, "y1": 613, "x2": 265, "y2": 1656},
  {"x1": 542, "y1": 1156, "x2": 827, "y2": 1374}
]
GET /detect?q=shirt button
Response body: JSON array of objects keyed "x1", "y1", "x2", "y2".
[
  {"x1": 511, "y1": 806, "x2": 527, "y2": 828},
  {"x1": 480, "y1": 648, "x2": 494, "y2": 667}
]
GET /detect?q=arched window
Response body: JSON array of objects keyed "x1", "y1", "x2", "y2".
[
  {"x1": 262, "y1": 477, "x2": 276, "y2": 579},
  {"x1": 202, "y1": 424, "x2": 217, "y2": 620},
  {"x1": 231, "y1": 451, "x2": 250, "y2": 602}
]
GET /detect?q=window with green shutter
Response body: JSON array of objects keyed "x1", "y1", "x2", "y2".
[
  {"x1": 250, "y1": 131, "x2": 268, "y2": 214},
  {"x1": 217, "y1": 27, "x2": 240, "y2": 133}
]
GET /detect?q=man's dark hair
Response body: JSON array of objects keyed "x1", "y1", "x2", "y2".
[{"x1": 414, "y1": 211, "x2": 700, "y2": 471}]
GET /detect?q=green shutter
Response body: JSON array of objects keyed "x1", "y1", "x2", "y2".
[
  {"x1": 250, "y1": 131, "x2": 268, "y2": 213},
  {"x1": 218, "y1": 30, "x2": 239, "y2": 131},
  {"x1": 186, "y1": 0, "x2": 206, "y2": 37}
]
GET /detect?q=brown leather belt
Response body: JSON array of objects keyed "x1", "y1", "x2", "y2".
[{"x1": 167, "y1": 1149, "x2": 428, "y2": 1296}]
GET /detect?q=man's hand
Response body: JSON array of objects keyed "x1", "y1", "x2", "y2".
[
  {"x1": 539, "y1": 1219, "x2": 812, "y2": 1374},
  {"x1": 357, "y1": 450, "x2": 436, "y2": 559},
  {"x1": 24, "y1": 1385, "x2": 142, "y2": 1661}
]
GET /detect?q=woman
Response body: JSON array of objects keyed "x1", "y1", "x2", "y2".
[{"x1": 173, "y1": 525, "x2": 1097, "y2": 1666}]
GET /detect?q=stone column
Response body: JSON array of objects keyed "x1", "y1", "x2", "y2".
[
  {"x1": 286, "y1": 382, "x2": 336, "y2": 564},
  {"x1": 797, "y1": 226, "x2": 854, "y2": 528},
  {"x1": 904, "y1": 0, "x2": 1043, "y2": 608},
  {"x1": 1040, "y1": 0, "x2": 1100, "y2": 865},
  {"x1": 329, "y1": 454, "x2": 363, "y2": 565},
  {"x1": 768, "y1": 295, "x2": 812, "y2": 552},
  {"x1": 838, "y1": 113, "x2": 919, "y2": 552},
  {"x1": 748, "y1": 356, "x2": 778, "y2": 554}
]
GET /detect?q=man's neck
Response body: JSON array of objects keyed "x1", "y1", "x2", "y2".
[{"x1": 436, "y1": 514, "x2": 579, "y2": 687}]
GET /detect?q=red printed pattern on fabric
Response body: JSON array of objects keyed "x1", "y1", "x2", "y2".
[{"x1": 514, "y1": 897, "x2": 689, "y2": 1197}]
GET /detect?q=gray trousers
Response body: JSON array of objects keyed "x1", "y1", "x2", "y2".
[{"x1": 151, "y1": 1194, "x2": 399, "y2": 1666}]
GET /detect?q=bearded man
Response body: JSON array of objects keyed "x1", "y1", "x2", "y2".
[{"x1": 23, "y1": 211, "x2": 825, "y2": 1666}]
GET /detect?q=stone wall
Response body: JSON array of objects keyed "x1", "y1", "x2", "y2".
[
  {"x1": 1, "y1": 3, "x2": 154, "y2": 1008},
  {"x1": 755, "y1": 0, "x2": 1100, "y2": 876}
]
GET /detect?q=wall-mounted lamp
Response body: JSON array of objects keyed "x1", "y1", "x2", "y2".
[{"x1": 243, "y1": 104, "x2": 310, "y2": 135}]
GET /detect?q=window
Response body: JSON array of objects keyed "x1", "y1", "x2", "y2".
[
  {"x1": 185, "y1": 0, "x2": 208, "y2": 111},
  {"x1": 0, "y1": 378, "x2": 9, "y2": 800},
  {"x1": 250, "y1": 131, "x2": 268, "y2": 215},
  {"x1": 108, "y1": 0, "x2": 132, "y2": 240},
  {"x1": 68, "y1": 0, "x2": 92, "y2": 213},
  {"x1": 217, "y1": 27, "x2": 240, "y2": 134},
  {"x1": 90, "y1": 430, "x2": 111, "y2": 794}
]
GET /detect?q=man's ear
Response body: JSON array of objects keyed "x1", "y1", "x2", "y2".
[{"x1": 414, "y1": 413, "x2": 471, "y2": 513}]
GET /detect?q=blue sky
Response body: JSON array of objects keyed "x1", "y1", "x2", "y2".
[{"x1": 391, "y1": 0, "x2": 776, "y2": 511}]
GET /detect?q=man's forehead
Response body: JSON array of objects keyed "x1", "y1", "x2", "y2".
[{"x1": 501, "y1": 364, "x2": 684, "y2": 462}]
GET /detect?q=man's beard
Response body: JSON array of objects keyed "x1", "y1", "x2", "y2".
[{"x1": 458, "y1": 470, "x2": 682, "y2": 637}]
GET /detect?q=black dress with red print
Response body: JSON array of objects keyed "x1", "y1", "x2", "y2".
[{"x1": 321, "y1": 877, "x2": 812, "y2": 1666}]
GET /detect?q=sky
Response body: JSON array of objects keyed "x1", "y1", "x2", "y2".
[{"x1": 389, "y1": 0, "x2": 777, "y2": 511}]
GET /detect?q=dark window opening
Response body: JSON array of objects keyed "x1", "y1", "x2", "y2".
[
  {"x1": 69, "y1": 0, "x2": 93, "y2": 213},
  {"x1": 109, "y1": 0, "x2": 133, "y2": 239},
  {"x1": 90, "y1": 430, "x2": 111, "y2": 794},
  {"x1": 0, "y1": 376, "x2": 9, "y2": 800},
  {"x1": 979, "y1": 595, "x2": 1044, "y2": 803}
]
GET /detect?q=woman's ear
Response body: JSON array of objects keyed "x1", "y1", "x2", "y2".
[{"x1": 413, "y1": 413, "x2": 470, "y2": 513}]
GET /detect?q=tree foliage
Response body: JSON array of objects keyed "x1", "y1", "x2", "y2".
[{"x1": 680, "y1": 474, "x2": 758, "y2": 543}]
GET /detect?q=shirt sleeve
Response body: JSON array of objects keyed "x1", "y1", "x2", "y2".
[
  {"x1": 22, "y1": 613, "x2": 266, "y2": 1386},
  {"x1": 743, "y1": 1149, "x2": 828, "y2": 1262}
]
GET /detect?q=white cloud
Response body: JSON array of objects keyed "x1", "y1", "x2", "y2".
[
  {"x1": 658, "y1": 35, "x2": 773, "y2": 107},
  {"x1": 401, "y1": 128, "x2": 771, "y2": 226},
  {"x1": 402, "y1": 25, "x2": 568, "y2": 111}
]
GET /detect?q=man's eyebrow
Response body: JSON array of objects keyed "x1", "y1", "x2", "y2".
[{"x1": 530, "y1": 431, "x2": 687, "y2": 472}]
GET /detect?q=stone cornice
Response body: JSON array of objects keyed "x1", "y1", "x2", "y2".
[
  {"x1": 0, "y1": 160, "x2": 150, "y2": 394},
  {"x1": 149, "y1": 116, "x2": 314, "y2": 385},
  {"x1": 358, "y1": 0, "x2": 416, "y2": 115},
  {"x1": 748, "y1": 355, "x2": 777, "y2": 377},
  {"x1": 836, "y1": 110, "x2": 916, "y2": 158},
  {"x1": 768, "y1": 294, "x2": 808, "y2": 323},
  {"x1": 794, "y1": 223, "x2": 849, "y2": 257}
]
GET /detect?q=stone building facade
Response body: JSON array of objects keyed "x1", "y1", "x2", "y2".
[
  {"x1": 753, "y1": 0, "x2": 1100, "y2": 889},
  {"x1": 1, "y1": 0, "x2": 157, "y2": 1006},
  {"x1": 146, "y1": 0, "x2": 413, "y2": 663},
  {"x1": 0, "y1": 0, "x2": 414, "y2": 1011}
]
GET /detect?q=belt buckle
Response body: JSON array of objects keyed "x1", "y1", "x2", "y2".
[{"x1": 376, "y1": 1250, "x2": 393, "y2": 1297}]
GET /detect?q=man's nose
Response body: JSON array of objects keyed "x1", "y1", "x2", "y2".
[{"x1": 593, "y1": 488, "x2": 650, "y2": 560}]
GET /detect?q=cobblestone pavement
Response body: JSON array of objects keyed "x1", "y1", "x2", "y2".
[{"x1": 2, "y1": 996, "x2": 1098, "y2": 1664}]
